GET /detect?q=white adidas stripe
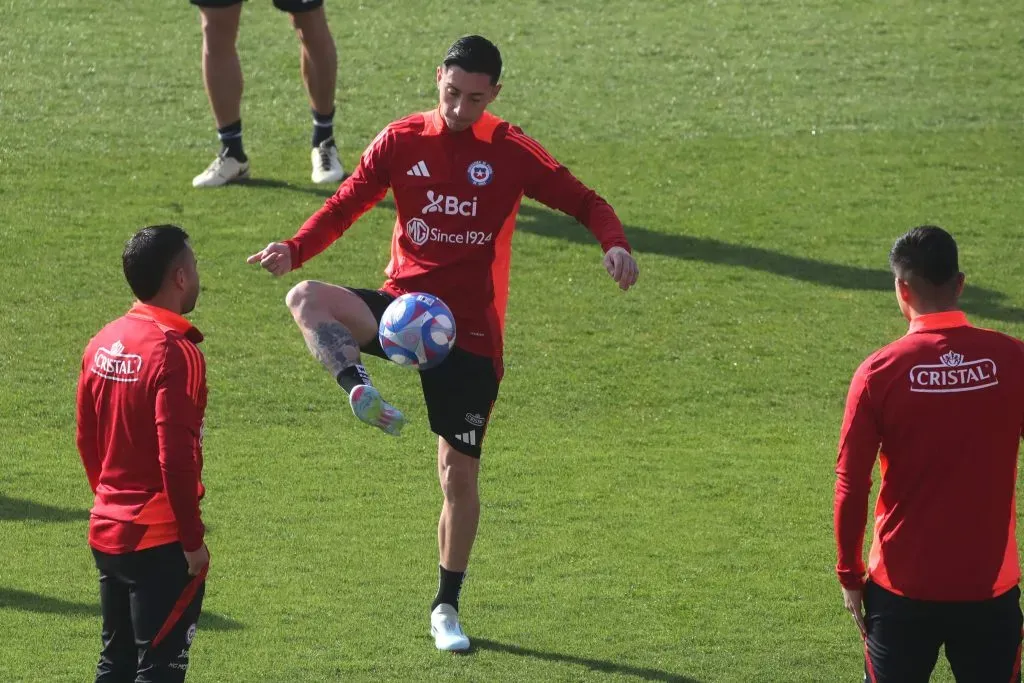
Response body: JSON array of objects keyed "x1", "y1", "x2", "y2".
[{"x1": 454, "y1": 431, "x2": 477, "y2": 446}]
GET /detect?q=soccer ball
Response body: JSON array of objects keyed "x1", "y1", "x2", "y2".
[{"x1": 378, "y1": 293, "x2": 456, "y2": 370}]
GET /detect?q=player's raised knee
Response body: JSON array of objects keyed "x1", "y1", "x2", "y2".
[{"x1": 285, "y1": 280, "x2": 318, "y2": 314}]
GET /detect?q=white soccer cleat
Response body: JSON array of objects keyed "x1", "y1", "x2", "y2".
[
  {"x1": 192, "y1": 151, "x2": 250, "y2": 188},
  {"x1": 430, "y1": 604, "x2": 470, "y2": 652},
  {"x1": 311, "y1": 138, "x2": 345, "y2": 184},
  {"x1": 348, "y1": 384, "x2": 404, "y2": 437}
]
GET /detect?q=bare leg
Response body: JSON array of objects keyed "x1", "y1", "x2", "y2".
[
  {"x1": 436, "y1": 439, "x2": 481, "y2": 573},
  {"x1": 285, "y1": 281, "x2": 404, "y2": 435},
  {"x1": 284, "y1": 281, "x2": 377, "y2": 376},
  {"x1": 199, "y1": 5, "x2": 244, "y2": 128},
  {"x1": 290, "y1": 7, "x2": 337, "y2": 116}
]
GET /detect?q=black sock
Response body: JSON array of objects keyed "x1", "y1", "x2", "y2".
[
  {"x1": 336, "y1": 364, "x2": 372, "y2": 394},
  {"x1": 217, "y1": 119, "x2": 247, "y2": 162},
  {"x1": 312, "y1": 108, "x2": 335, "y2": 148},
  {"x1": 431, "y1": 565, "x2": 465, "y2": 613}
]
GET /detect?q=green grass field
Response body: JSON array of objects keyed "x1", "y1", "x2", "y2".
[{"x1": 2, "y1": 0, "x2": 1023, "y2": 680}]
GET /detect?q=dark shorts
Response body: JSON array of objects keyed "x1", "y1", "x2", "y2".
[
  {"x1": 352, "y1": 288, "x2": 500, "y2": 459},
  {"x1": 92, "y1": 543, "x2": 206, "y2": 683},
  {"x1": 190, "y1": 0, "x2": 323, "y2": 13},
  {"x1": 863, "y1": 581, "x2": 1023, "y2": 683}
]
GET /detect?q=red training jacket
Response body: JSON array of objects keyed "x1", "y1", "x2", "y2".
[
  {"x1": 835, "y1": 311, "x2": 1024, "y2": 601},
  {"x1": 76, "y1": 302, "x2": 207, "y2": 553},
  {"x1": 286, "y1": 108, "x2": 631, "y2": 359}
]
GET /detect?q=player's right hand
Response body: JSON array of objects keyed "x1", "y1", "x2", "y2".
[
  {"x1": 184, "y1": 543, "x2": 210, "y2": 576},
  {"x1": 841, "y1": 586, "x2": 866, "y2": 636},
  {"x1": 247, "y1": 242, "x2": 292, "y2": 277}
]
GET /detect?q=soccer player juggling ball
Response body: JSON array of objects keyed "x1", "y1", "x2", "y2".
[
  {"x1": 834, "y1": 226, "x2": 1024, "y2": 682},
  {"x1": 77, "y1": 225, "x2": 210, "y2": 682},
  {"x1": 248, "y1": 35, "x2": 639, "y2": 651}
]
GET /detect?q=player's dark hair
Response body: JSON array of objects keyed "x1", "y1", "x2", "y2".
[
  {"x1": 443, "y1": 35, "x2": 502, "y2": 84},
  {"x1": 889, "y1": 225, "x2": 960, "y2": 287},
  {"x1": 123, "y1": 224, "x2": 190, "y2": 301}
]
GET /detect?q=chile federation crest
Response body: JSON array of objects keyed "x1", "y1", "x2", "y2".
[{"x1": 467, "y1": 160, "x2": 493, "y2": 187}]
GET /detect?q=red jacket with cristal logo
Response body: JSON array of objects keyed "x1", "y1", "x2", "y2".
[
  {"x1": 835, "y1": 311, "x2": 1024, "y2": 601},
  {"x1": 76, "y1": 303, "x2": 206, "y2": 553}
]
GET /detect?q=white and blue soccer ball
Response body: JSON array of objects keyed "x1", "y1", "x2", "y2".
[{"x1": 378, "y1": 293, "x2": 456, "y2": 370}]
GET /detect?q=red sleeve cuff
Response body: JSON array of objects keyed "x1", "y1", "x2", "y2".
[
  {"x1": 837, "y1": 569, "x2": 866, "y2": 590},
  {"x1": 284, "y1": 239, "x2": 303, "y2": 270},
  {"x1": 178, "y1": 524, "x2": 205, "y2": 553}
]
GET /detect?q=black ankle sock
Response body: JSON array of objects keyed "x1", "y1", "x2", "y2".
[
  {"x1": 431, "y1": 565, "x2": 465, "y2": 613},
  {"x1": 217, "y1": 119, "x2": 247, "y2": 162},
  {"x1": 312, "y1": 108, "x2": 335, "y2": 148},
  {"x1": 336, "y1": 364, "x2": 372, "y2": 394}
]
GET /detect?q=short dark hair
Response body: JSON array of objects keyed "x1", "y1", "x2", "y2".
[
  {"x1": 443, "y1": 35, "x2": 502, "y2": 85},
  {"x1": 889, "y1": 225, "x2": 959, "y2": 287},
  {"x1": 122, "y1": 225, "x2": 190, "y2": 301}
]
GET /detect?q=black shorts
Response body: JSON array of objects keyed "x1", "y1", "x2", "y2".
[
  {"x1": 92, "y1": 543, "x2": 206, "y2": 683},
  {"x1": 863, "y1": 581, "x2": 1023, "y2": 682},
  {"x1": 352, "y1": 288, "x2": 500, "y2": 458},
  {"x1": 190, "y1": 0, "x2": 323, "y2": 13}
]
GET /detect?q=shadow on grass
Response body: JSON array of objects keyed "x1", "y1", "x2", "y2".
[
  {"x1": 0, "y1": 587, "x2": 243, "y2": 631},
  {"x1": 513, "y1": 204, "x2": 1024, "y2": 324},
  {"x1": 472, "y1": 638, "x2": 702, "y2": 682},
  {"x1": 241, "y1": 184, "x2": 1024, "y2": 323},
  {"x1": 0, "y1": 494, "x2": 88, "y2": 522},
  {"x1": 234, "y1": 177, "x2": 336, "y2": 199}
]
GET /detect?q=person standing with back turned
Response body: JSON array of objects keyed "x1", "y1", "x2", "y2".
[
  {"x1": 835, "y1": 225, "x2": 1024, "y2": 682},
  {"x1": 77, "y1": 225, "x2": 210, "y2": 681}
]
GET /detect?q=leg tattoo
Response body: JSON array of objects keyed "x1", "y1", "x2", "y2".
[{"x1": 307, "y1": 321, "x2": 360, "y2": 377}]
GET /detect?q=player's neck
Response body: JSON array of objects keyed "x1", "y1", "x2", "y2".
[
  {"x1": 140, "y1": 293, "x2": 184, "y2": 317},
  {"x1": 908, "y1": 301, "x2": 961, "y2": 320}
]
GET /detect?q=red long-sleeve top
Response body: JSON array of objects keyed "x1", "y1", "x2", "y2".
[
  {"x1": 835, "y1": 311, "x2": 1024, "y2": 601},
  {"x1": 76, "y1": 303, "x2": 207, "y2": 553},
  {"x1": 285, "y1": 108, "x2": 631, "y2": 359}
]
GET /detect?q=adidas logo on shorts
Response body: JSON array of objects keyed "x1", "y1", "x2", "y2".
[{"x1": 454, "y1": 431, "x2": 477, "y2": 446}]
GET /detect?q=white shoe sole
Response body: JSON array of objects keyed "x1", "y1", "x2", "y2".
[
  {"x1": 431, "y1": 630, "x2": 471, "y2": 652},
  {"x1": 192, "y1": 167, "x2": 250, "y2": 188},
  {"x1": 311, "y1": 169, "x2": 345, "y2": 184}
]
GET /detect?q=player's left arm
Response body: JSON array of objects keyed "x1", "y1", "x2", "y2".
[
  {"x1": 155, "y1": 339, "x2": 205, "y2": 553},
  {"x1": 75, "y1": 355, "x2": 101, "y2": 493},
  {"x1": 515, "y1": 131, "x2": 639, "y2": 291}
]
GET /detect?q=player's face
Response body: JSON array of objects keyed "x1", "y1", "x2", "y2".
[
  {"x1": 437, "y1": 65, "x2": 501, "y2": 132},
  {"x1": 176, "y1": 245, "x2": 201, "y2": 315}
]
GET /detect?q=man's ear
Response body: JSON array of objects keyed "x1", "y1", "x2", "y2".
[
  {"x1": 895, "y1": 277, "x2": 913, "y2": 304},
  {"x1": 953, "y1": 272, "x2": 965, "y2": 298}
]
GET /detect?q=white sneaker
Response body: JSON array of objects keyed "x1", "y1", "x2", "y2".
[
  {"x1": 430, "y1": 604, "x2": 470, "y2": 652},
  {"x1": 311, "y1": 138, "x2": 345, "y2": 184},
  {"x1": 192, "y1": 151, "x2": 249, "y2": 188},
  {"x1": 348, "y1": 385, "x2": 404, "y2": 436}
]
